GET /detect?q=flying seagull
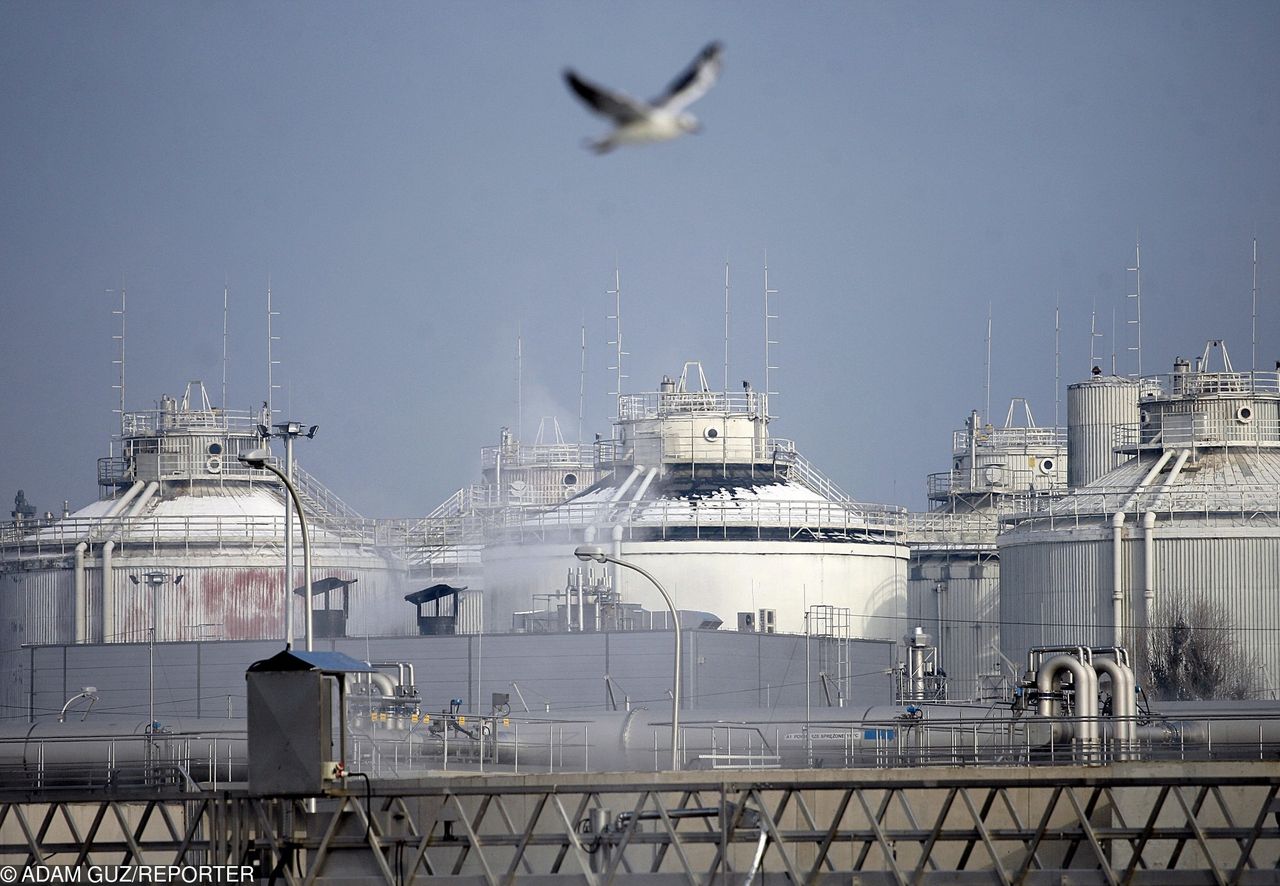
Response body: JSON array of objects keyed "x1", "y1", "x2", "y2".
[{"x1": 564, "y1": 42, "x2": 724, "y2": 154}]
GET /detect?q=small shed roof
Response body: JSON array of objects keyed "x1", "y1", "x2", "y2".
[
  {"x1": 291, "y1": 576, "x2": 358, "y2": 597},
  {"x1": 246, "y1": 647, "x2": 375, "y2": 674},
  {"x1": 404, "y1": 583, "x2": 466, "y2": 605}
]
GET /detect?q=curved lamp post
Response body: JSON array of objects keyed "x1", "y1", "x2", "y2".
[
  {"x1": 240, "y1": 447, "x2": 314, "y2": 651},
  {"x1": 59, "y1": 687, "x2": 98, "y2": 723},
  {"x1": 574, "y1": 544, "x2": 681, "y2": 770}
]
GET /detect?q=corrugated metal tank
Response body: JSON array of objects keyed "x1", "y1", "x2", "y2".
[
  {"x1": 907, "y1": 550, "x2": 1001, "y2": 700},
  {"x1": 482, "y1": 367, "x2": 910, "y2": 641},
  {"x1": 1002, "y1": 351, "x2": 1280, "y2": 693},
  {"x1": 484, "y1": 536, "x2": 908, "y2": 638},
  {"x1": 1067, "y1": 376, "x2": 1141, "y2": 488},
  {"x1": 998, "y1": 528, "x2": 1128, "y2": 657},
  {"x1": 0, "y1": 384, "x2": 414, "y2": 722},
  {"x1": 913, "y1": 403, "x2": 1066, "y2": 701}
]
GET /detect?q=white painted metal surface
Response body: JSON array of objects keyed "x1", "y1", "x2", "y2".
[
  {"x1": 1003, "y1": 351, "x2": 1280, "y2": 693},
  {"x1": 484, "y1": 537, "x2": 908, "y2": 638},
  {"x1": 1067, "y1": 375, "x2": 1141, "y2": 488}
]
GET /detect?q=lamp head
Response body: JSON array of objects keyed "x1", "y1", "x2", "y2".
[
  {"x1": 573, "y1": 544, "x2": 608, "y2": 563},
  {"x1": 238, "y1": 447, "x2": 271, "y2": 469}
]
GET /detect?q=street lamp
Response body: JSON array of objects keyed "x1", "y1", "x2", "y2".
[
  {"x1": 253, "y1": 422, "x2": 317, "y2": 647},
  {"x1": 129, "y1": 570, "x2": 184, "y2": 732},
  {"x1": 59, "y1": 687, "x2": 98, "y2": 723},
  {"x1": 239, "y1": 447, "x2": 314, "y2": 651},
  {"x1": 574, "y1": 544, "x2": 681, "y2": 770}
]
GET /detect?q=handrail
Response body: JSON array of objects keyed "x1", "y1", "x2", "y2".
[
  {"x1": 121, "y1": 407, "x2": 261, "y2": 435},
  {"x1": 1140, "y1": 368, "x2": 1280, "y2": 398},
  {"x1": 950, "y1": 426, "x2": 1067, "y2": 452},
  {"x1": 291, "y1": 463, "x2": 365, "y2": 522},
  {"x1": 1114, "y1": 416, "x2": 1280, "y2": 451},
  {"x1": 488, "y1": 497, "x2": 908, "y2": 542},
  {"x1": 1000, "y1": 480, "x2": 1280, "y2": 533},
  {"x1": 618, "y1": 390, "x2": 765, "y2": 420},
  {"x1": 480, "y1": 443, "x2": 596, "y2": 470}
]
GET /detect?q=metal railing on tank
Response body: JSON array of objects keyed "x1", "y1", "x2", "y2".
[
  {"x1": 999, "y1": 480, "x2": 1280, "y2": 532},
  {"x1": 950, "y1": 425, "x2": 1067, "y2": 452},
  {"x1": 0, "y1": 733, "x2": 242, "y2": 795},
  {"x1": 0, "y1": 513, "x2": 387, "y2": 558},
  {"x1": 487, "y1": 497, "x2": 907, "y2": 543},
  {"x1": 1114, "y1": 415, "x2": 1280, "y2": 452},
  {"x1": 337, "y1": 707, "x2": 1280, "y2": 775}
]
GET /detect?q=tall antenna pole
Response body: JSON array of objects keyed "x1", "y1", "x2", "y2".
[
  {"x1": 222, "y1": 278, "x2": 229, "y2": 414},
  {"x1": 1054, "y1": 297, "x2": 1061, "y2": 428},
  {"x1": 515, "y1": 329, "x2": 523, "y2": 443},
  {"x1": 764, "y1": 261, "x2": 778, "y2": 417},
  {"x1": 723, "y1": 262, "x2": 731, "y2": 392},
  {"x1": 1126, "y1": 240, "x2": 1143, "y2": 375},
  {"x1": 1089, "y1": 297, "x2": 1103, "y2": 371},
  {"x1": 1252, "y1": 237, "x2": 1259, "y2": 371},
  {"x1": 1111, "y1": 306, "x2": 1117, "y2": 377},
  {"x1": 578, "y1": 317, "x2": 586, "y2": 445},
  {"x1": 606, "y1": 265, "x2": 627, "y2": 420},
  {"x1": 266, "y1": 279, "x2": 280, "y2": 427},
  {"x1": 984, "y1": 303, "x2": 992, "y2": 424},
  {"x1": 110, "y1": 278, "x2": 126, "y2": 441}
]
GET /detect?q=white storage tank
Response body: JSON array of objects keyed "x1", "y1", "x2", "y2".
[
  {"x1": 0, "y1": 382, "x2": 412, "y2": 721},
  {"x1": 482, "y1": 364, "x2": 909, "y2": 639},
  {"x1": 1000, "y1": 342, "x2": 1280, "y2": 695},
  {"x1": 1067, "y1": 373, "x2": 1142, "y2": 488},
  {"x1": 912, "y1": 399, "x2": 1066, "y2": 700}
]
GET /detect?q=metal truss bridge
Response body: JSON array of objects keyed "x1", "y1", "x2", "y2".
[{"x1": 2, "y1": 762, "x2": 1279, "y2": 884}]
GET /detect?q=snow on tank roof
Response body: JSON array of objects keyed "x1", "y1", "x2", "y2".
[
  {"x1": 570, "y1": 475, "x2": 829, "y2": 506},
  {"x1": 149, "y1": 486, "x2": 286, "y2": 518},
  {"x1": 1007, "y1": 449, "x2": 1280, "y2": 526},
  {"x1": 523, "y1": 474, "x2": 874, "y2": 530},
  {"x1": 10, "y1": 484, "x2": 365, "y2": 547},
  {"x1": 67, "y1": 498, "x2": 121, "y2": 519},
  {"x1": 60, "y1": 485, "x2": 285, "y2": 520}
]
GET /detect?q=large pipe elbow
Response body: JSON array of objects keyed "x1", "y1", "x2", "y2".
[
  {"x1": 1093, "y1": 657, "x2": 1137, "y2": 756},
  {"x1": 368, "y1": 673, "x2": 396, "y2": 698},
  {"x1": 1035, "y1": 655, "x2": 1101, "y2": 752}
]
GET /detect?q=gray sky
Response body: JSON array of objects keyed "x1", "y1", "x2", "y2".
[{"x1": 2, "y1": 2, "x2": 1278, "y2": 518}]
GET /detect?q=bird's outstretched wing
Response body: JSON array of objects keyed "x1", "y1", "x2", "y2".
[
  {"x1": 563, "y1": 70, "x2": 650, "y2": 124},
  {"x1": 652, "y1": 42, "x2": 723, "y2": 113}
]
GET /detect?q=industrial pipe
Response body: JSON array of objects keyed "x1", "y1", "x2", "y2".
[
  {"x1": 1111, "y1": 450, "x2": 1175, "y2": 646},
  {"x1": 74, "y1": 542, "x2": 88, "y2": 643},
  {"x1": 1092, "y1": 655, "x2": 1136, "y2": 760},
  {"x1": 1140, "y1": 449, "x2": 1191, "y2": 655},
  {"x1": 621, "y1": 467, "x2": 659, "y2": 521},
  {"x1": 99, "y1": 480, "x2": 152, "y2": 644},
  {"x1": 1035, "y1": 654, "x2": 1100, "y2": 761}
]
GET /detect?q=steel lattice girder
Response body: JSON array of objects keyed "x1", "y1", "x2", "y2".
[{"x1": 1, "y1": 763, "x2": 1279, "y2": 883}]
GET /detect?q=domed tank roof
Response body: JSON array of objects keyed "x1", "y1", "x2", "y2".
[
  {"x1": 514, "y1": 466, "x2": 905, "y2": 542},
  {"x1": 1006, "y1": 342, "x2": 1280, "y2": 530},
  {"x1": 1015, "y1": 449, "x2": 1280, "y2": 525}
]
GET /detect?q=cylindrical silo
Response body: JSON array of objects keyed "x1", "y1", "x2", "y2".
[
  {"x1": 1003, "y1": 344, "x2": 1280, "y2": 697},
  {"x1": 0, "y1": 381, "x2": 412, "y2": 721},
  {"x1": 482, "y1": 363, "x2": 910, "y2": 640},
  {"x1": 1066, "y1": 375, "x2": 1141, "y2": 488}
]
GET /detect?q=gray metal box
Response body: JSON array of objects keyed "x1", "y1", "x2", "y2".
[{"x1": 247, "y1": 669, "x2": 335, "y2": 795}]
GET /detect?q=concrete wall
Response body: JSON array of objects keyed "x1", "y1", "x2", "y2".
[{"x1": 16, "y1": 629, "x2": 896, "y2": 724}]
